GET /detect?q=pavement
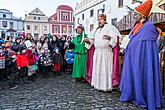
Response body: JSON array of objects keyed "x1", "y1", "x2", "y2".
[{"x1": 0, "y1": 72, "x2": 164, "y2": 110}]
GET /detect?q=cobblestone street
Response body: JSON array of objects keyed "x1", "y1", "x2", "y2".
[{"x1": 0, "y1": 73, "x2": 164, "y2": 110}]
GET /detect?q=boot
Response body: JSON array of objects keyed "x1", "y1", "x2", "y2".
[
  {"x1": 58, "y1": 72, "x2": 61, "y2": 76},
  {"x1": 19, "y1": 79, "x2": 24, "y2": 85},
  {"x1": 22, "y1": 77, "x2": 30, "y2": 84}
]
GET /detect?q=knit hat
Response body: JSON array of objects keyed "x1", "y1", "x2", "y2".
[
  {"x1": 135, "y1": 0, "x2": 153, "y2": 17},
  {"x1": 76, "y1": 24, "x2": 84, "y2": 30},
  {"x1": 53, "y1": 47, "x2": 59, "y2": 53}
]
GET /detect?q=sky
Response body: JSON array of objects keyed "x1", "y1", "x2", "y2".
[{"x1": 0, "y1": 0, "x2": 82, "y2": 19}]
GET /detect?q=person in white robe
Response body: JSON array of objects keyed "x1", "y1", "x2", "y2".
[{"x1": 85, "y1": 14, "x2": 121, "y2": 91}]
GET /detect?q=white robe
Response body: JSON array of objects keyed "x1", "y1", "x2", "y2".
[{"x1": 91, "y1": 24, "x2": 120, "y2": 91}]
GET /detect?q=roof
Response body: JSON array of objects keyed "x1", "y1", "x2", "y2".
[
  {"x1": 0, "y1": 9, "x2": 11, "y2": 14},
  {"x1": 48, "y1": 13, "x2": 57, "y2": 21},
  {"x1": 29, "y1": 8, "x2": 45, "y2": 16},
  {"x1": 6, "y1": 28, "x2": 17, "y2": 32},
  {"x1": 57, "y1": 5, "x2": 73, "y2": 11}
]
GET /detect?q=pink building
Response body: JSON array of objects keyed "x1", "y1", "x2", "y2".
[{"x1": 49, "y1": 5, "x2": 74, "y2": 38}]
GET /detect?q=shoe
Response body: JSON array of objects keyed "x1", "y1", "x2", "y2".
[
  {"x1": 19, "y1": 80, "x2": 24, "y2": 85},
  {"x1": 58, "y1": 73, "x2": 61, "y2": 76},
  {"x1": 23, "y1": 78, "x2": 30, "y2": 84},
  {"x1": 10, "y1": 85, "x2": 18, "y2": 90},
  {"x1": 80, "y1": 79, "x2": 87, "y2": 83},
  {"x1": 75, "y1": 78, "x2": 82, "y2": 82},
  {"x1": 5, "y1": 76, "x2": 11, "y2": 80}
]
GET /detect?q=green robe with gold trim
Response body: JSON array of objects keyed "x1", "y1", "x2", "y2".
[{"x1": 72, "y1": 33, "x2": 87, "y2": 78}]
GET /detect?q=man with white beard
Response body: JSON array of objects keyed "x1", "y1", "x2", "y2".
[{"x1": 84, "y1": 14, "x2": 121, "y2": 91}]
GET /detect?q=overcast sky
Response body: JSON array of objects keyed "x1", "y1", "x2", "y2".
[{"x1": 0, "y1": 0, "x2": 82, "y2": 19}]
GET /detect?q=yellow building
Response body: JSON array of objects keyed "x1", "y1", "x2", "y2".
[{"x1": 24, "y1": 8, "x2": 50, "y2": 40}]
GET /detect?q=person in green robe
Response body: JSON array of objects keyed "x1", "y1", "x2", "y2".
[{"x1": 72, "y1": 24, "x2": 87, "y2": 81}]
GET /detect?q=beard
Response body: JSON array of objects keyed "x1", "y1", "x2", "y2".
[
  {"x1": 98, "y1": 22, "x2": 104, "y2": 28},
  {"x1": 134, "y1": 16, "x2": 142, "y2": 23}
]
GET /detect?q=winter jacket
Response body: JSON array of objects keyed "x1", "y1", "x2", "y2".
[
  {"x1": 26, "y1": 50, "x2": 36, "y2": 66},
  {"x1": 52, "y1": 53, "x2": 63, "y2": 64},
  {"x1": 16, "y1": 54, "x2": 29, "y2": 68}
]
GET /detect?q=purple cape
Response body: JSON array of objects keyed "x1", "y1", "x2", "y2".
[{"x1": 120, "y1": 21, "x2": 163, "y2": 110}]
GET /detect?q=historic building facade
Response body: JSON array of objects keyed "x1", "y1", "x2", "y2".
[
  {"x1": 48, "y1": 5, "x2": 74, "y2": 38},
  {"x1": 24, "y1": 8, "x2": 50, "y2": 39},
  {"x1": 74, "y1": 0, "x2": 139, "y2": 35},
  {"x1": 0, "y1": 9, "x2": 24, "y2": 38}
]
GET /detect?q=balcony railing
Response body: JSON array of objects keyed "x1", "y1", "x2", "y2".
[{"x1": 116, "y1": 4, "x2": 165, "y2": 32}]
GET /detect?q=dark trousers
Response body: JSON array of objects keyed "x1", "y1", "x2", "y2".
[
  {"x1": 8, "y1": 62, "x2": 19, "y2": 85},
  {"x1": 41, "y1": 66, "x2": 49, "y2": 77},
  {"x1": 18, "y1": 67, "x2": 27, "y2": 82}
]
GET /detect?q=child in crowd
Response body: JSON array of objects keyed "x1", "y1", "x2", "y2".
[
  {"x1": 31, "y1": 49, "x2": 38, "y2": 80},
  {"x1": 52, "y1": 47, "x2": 63, "y2": 76},
  {"x1": 39, "y1": 47, "x2": 52, "y2": 78},
  {"x1": 25, "y1": 40, "x2": 36, "y2": 81},
  {"x1": 4, "y1": 46, "x2": 18, "y2": 89},
  {"x1": 65, "y1": 48, "x2": 74, "y2": 73},
  {"x1": 16, "y1": 49, "x2": 29, "y2": 85},
  {"x1": 0, "y1": 46, "x2": 6, "y2": 81}
]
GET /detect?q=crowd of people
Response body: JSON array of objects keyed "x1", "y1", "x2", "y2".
[
  {"x1": 0, "y1": 0, "x2": 164, "y2": 110},
  {"x1": 0, "y1": 33, "x2": 75, "y2": 89}
]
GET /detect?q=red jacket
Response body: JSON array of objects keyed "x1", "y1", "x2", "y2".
[
  {"x1": 16, "y1": 54, "x2": 29, "y2": 68},
  {"x1": 26, "y1": 50, "x2": 36, "y2": 66}
]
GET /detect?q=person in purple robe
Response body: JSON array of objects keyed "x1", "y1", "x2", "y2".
[{"x1": 119, "y1": 0, "x2": 163, "y2": 110}]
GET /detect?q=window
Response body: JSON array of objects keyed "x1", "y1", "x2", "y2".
[
  {"x1": 43, "y1": 26, "x2": 47, "y2": 31},
  {"x1": 111, "y1": 18, "x2": 117, "y2": 27},
  {"x1": 34, "y1": 16, "x2": 36, "y2": 20},
  {"x1": 77, "y1": 18, "x2": 80, "y2": 24},
  {"x1": 3, "y1": 14, "x2": 6, "y2": 18},
  {"x1": 10, "y1": 22, "x2": 13, "y2": 28},
  {"x1": 2, "y1": 21, "x2": 7, "y2": 28},
  {"x1": 90, "y1": 9, "x2": 94, "y2": 17},
  {"x1": 34, "y1": 25, "x2": 38, "y2": 30},
  {"x1": 34, "y1": 33, "x2": 39, "y2": 39},
  {"x1": 27, "y1": 25, "x2": 30, "y2": 30},
  {"x1": 38, "y1": 17, "x2": 40, "y2": 20},
  {"x1": 82, "y1": 14, "x2": 84, "y2": 20},
  {"x1": 103, "y1": 4, "x2": 105, "y2": 13},
  {"x1": 54, "y1": 26, "x2": 58, "y2": 33},
  {"x1": 10, "y1": 33, "x2": 14, "y2": 37},
  {"x1": 118, "y1": 0, "x2": 123, "y2": 7},
  {"x1": 90, "y1": 24, "x2": 94, "y2": 32},
  {"x1": 62, "y1": 13, "x2": 68, "y2": 20},
  {"x1": 68, "y1": 27, "x2": 72, "y2": 34},
  {"x1": 63, "y1": 27, "x2": 67, "y2": 33}
]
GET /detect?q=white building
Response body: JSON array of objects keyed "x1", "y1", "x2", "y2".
[
  {"x1": 75, "y1": 0, "x2": 139, "y2": 35},
  {"x1": 0, "y1": 9, "x2": 24, "y2": 38}
]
